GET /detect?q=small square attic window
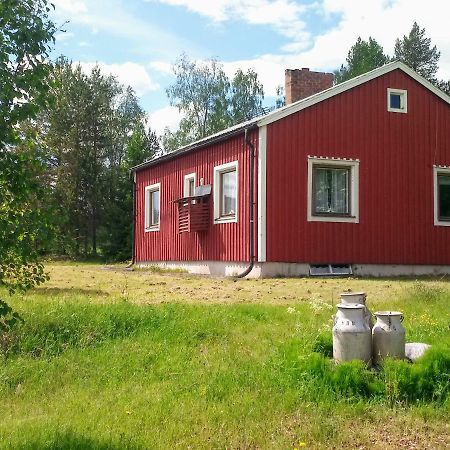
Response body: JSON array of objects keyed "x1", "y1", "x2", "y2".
[{"x1": 387, "y1": 88, "x2": 407, "y2": 113}]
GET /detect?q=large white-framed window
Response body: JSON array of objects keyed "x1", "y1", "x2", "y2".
[
  {"x1": 387, "y1": 88, "x2": 407, "y2": 113},
  {"x1": 213, "y1": 161, "x2": 238, "y2": 223},
  {"x1": 144, "y1": 182, "x2": 161, "y2": 231},
  {"x1": 433, "y1": 166, "x2": 450, "y2": 226},
  {"x1": 184, "y1": 172, "x2": 196, "y2": 197},
  {"x1": 307, "y1": 156, "x2": 359, "y2": 223}
]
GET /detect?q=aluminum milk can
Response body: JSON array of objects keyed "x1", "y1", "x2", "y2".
[
  {"x1": 333, "y1": 304, "x2": 372, "y2": 365},
  {"x1": 339, "y1": 292, "x2": 373, "y2": 328},
  {"x1": 372, "y1": 311, "x2": 405, "y2": 365}
]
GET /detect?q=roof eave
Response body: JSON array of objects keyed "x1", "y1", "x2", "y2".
[{"x1": 130, "y1": 121, "x2": 258, "y2": 173}]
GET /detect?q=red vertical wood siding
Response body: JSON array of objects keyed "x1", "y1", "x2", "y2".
[
  {"x1": 134, "y1": 131, "x2": 258, "y2": 263},
  {"x1": 266, "y1": 69, "x2": 450, "y2": 264}
]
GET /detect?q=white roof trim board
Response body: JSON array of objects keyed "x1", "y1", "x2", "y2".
[
  {"x1": 132, "y1": 61, "x2": 450, "y2": 172},
  {"x1": 258, "y1": 61, "x2": 450, "y2": 126}
]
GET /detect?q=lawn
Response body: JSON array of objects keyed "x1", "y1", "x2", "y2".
[{"x1": 0, "y1": 264, "x2": 449, "y2": 449}]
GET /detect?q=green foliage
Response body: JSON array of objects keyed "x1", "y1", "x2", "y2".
[
  {"x1": 334, "y1": 37, "x2": 389, "y2": 84},
  {"x1": 394, "y1": 22, "x2": 440, "y2": 82},
  {"x1": 164, "y1": 54, "x2": 264, "y2": 151},
  {"x1": 0, "y1": 0, "x2": 57, "y2": 302},
  {"x1": 0, "y1": 0, "x2": 56, "y2": 146},
  {"x1": 275, "y1": 343, "x2": 449, "y2": 405},
  {"x1": 312, "y1": 332, "x2": 333, "y2": 358},
  {"x1": 42, "y1": 58, "x2": 159, "y2": 260},
  {"x1": 230, "y1": 68, "x2": 264, "y2": 123},
  {"x1": 0, "y1": 299, "x2": 23, "y2": 332}
]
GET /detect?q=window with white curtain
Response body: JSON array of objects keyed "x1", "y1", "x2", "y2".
[
  {"x1": 213, "y1": 160, "x2": 238, "y2": 223},
  {"x1": 307, "y1": 157, "x2": 359, "y2": 223},
  {"x1": 313, "y1": 166, "x2": 350, "y2": 215}
]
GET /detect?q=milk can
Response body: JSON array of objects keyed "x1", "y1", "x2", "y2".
[
  {"x1": 333, "y1": 304, "x2": 372, "y2": 365},
  {"x1": 339, "y1": 292, "x2": 373, "y2": 328},
  {"x1": 372, "y1": 311, "x2": 405, "y2": 365}
]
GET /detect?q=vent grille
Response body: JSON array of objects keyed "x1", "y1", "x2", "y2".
[{"x1": 309, "y1": 264, "x2": 353, "y2": 277}]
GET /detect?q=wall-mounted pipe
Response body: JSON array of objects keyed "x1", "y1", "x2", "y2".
[
  {"x1": 236, "y1": 127, "x2": 256, "y2": 278},
  {"x1": 127, "y1": 171, "x2": 137, "y2": 268}
]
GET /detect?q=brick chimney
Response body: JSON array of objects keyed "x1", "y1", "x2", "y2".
[{"x1": 285, "y1": 68, "x2": 334, "y2": 105}]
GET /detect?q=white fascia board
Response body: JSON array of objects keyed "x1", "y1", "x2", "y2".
[
  {"x1": 257, "y1": 61, "x2": 450, "y2": 128},
  {"x1": 257, "y1": 126, "x2": 267, "y2": 262}
]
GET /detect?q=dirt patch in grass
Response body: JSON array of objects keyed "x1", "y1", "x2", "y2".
[{"x1": 30, "y1": 263, "x2": 450, "y2": 309}]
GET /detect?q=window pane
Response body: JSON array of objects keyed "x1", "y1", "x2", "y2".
[
  {"x1": 438, "y1": 175, "x2": 450, "y2": 220},
  {"x1": 151, "y1": 189, "x2": 160, "y2": 225},
  {"x1": 314, "y1": 167, "x2": 349, "y2": 215},
  {"x1": 221, "y1": 170, "x2": 236, "y2": 216},
  {"x1": 189, "y1": 179, "x2": 195, "y2": 196},
  {"x1": 390, "y1": 93, "x2": 401, "y2": 109}
]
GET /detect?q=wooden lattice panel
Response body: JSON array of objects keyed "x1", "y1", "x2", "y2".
[{"x1": 176, "y1": 196, "x2": 210, "y2": 233}]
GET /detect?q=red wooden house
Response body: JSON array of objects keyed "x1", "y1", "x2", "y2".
[{"x1": 131, "y1": 62, "x2": 450, "y2": 277}]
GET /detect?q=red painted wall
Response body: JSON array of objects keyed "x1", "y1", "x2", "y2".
[
  {"x1": 134, "y1": 131, "x2": 257, "y2": 263},
  {"x1": 266, "y1": 69, "x2": 450, "y2": 264}
]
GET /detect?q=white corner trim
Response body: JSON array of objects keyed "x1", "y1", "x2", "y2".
[
  {"x1": 307, "y1": 156, "x2": 359, "y2": 223},
  {"x1": 387, "y1": 88, "x2": 408, "y2": 113},
  {"x1": 257, "y1": 126, "x2": 267, "y2": 262},
  {"x1": 183, "y1": 172, "x2": 196, "y2": 197},
  {"x1": 213, "y1": 160, "x2": 238, "y2": 224},
  {"x1": 433, "y1": 166, "x2": 450, "y2": 226},
  {"x1": 144, "y1": 182, "x2": 161, "y2": 232}
]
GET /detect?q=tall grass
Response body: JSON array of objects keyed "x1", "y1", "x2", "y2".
[{"x1": 1, "y1": 267, "x2": 449, "y2": 449}]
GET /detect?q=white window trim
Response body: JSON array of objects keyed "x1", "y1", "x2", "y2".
[
  {"x1": 213, "y1": 160, "x2": 238, "y2": 224},
  {"x1": 144, "y1": 182, "x2": 161, "y2": 232},
  {"x1": 184, "y1": 172, "x2": 196, "y2": 197},
  {"x1": 307, "y1": 156, "x2": 359, "y2": 223},
  {"x1": 387, "y1": 88, "x2": 408, "y2": 113},
  {"x1": 433, "y1": 166, "x2": 450, "y2": 227}
]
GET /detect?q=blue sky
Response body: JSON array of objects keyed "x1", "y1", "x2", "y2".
[{"x1": 51, "y1": 0, "x2": 450, "y2": 135}]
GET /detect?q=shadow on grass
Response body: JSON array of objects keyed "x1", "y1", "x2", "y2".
[
  {"x1": 10, "y1": 431, "x2": 141, "y2": 450},
  {"x1": 32, "y1": 287, "x2": 110, "y2": 297}
]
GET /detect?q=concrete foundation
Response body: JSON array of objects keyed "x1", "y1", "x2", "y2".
[{"x1": 137, "y1": 261, "x2": 450, "y2": 278}]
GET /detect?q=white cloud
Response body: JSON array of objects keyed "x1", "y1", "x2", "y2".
[
  {"x1": 55, "y1": 31, "x2": 74, "y2": 42},
  {"x1": 217, "y1": 0, "x2": 450, "y2": 99},
  {"x1": 79, "y1": 62, "x2": 160, "y2": 96},
  {"x1": 148, "y1": 61, "x2": 173, "y2": 76},
  {"x1": 53, "y1": 0, "x2": 87, "y2": 15},
  {"x1": 147, "y1": 106, "x2": 183, "y2": 135},
  {"x1": 154, "y1": 0, "x2": 311, "y2": 49},
  {"x1": 52, "y1": 0, "x2": 197, "y2": 59}
]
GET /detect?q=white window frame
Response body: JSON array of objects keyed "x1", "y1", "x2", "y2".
[
  {"x1": 144, "y1": 182, "x2": 161, "y2": 232},
  {"x1": 387, "y1": 88, "x2": 408, "y2": 113},
  {"x1": 307, "y1": 156, "x2": 359, "y2": 223},
  {"x1": 213, "y1": 160, "x2": 238, "y2": 224},
  {"x1": 433, "y1": 166, "x2": 450, "y2": 227},
  {"x1": 183, "y1": 172, "x2": 196, "y2": 197}
]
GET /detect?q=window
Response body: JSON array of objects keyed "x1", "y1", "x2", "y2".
[
  {"x1": 145, "y1": 183, "x2": 160, "y2": 231},
  {"x1": 313, "y1": 166, "x2": 350, "y2": 215},
  {"x1": 184, "y1": 173, "x2": 196, "y2": 197},
  {"x1": 307, "y1": 157, "x2": 359, "y2": 223},
  {"x1": 387, "y1": 88, "x2": 407, "y2": 113},
  {"x1": 433, "y1": 167, "x2": 450, "y2": 226},
  {"x1": 213, "y1": 161, "x2": 238, "y2": 223}
]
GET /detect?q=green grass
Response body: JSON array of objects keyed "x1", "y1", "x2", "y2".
[{"x1": 0, "y1": 265, "x2": 449, "y2": 449}]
